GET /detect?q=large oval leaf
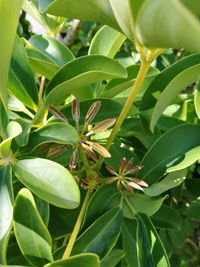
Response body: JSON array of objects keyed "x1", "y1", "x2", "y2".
[
  {"x1": 138, "y1": 124, "x2": 200, "y2": 184},
  {"x1": 44, "y1": 253, "x2": 100, "y2": 267},
  {"x1": 19, "y1": 122, "x2": 78, "y2": 155},
  {"x1": 13, "y1": 188, "x2": 53, "y2": 267},
  {"x1": 0, "y1": 166, "x2": 13, "y2": 264},
  {"x1": 44, "y1": 55, "x2": 127, "y2": 105},
  {"x1": 136, "y1": 0, "x2": 200, "y2": 52},
  {"x1": 0, "y1": 0, "x2": 23, "y2": 110},
  {"x1": 9, "y1": 35, "x2": 38, "y2": 110},
  {"x1": 13, "y1": 158, "x2": 80, "y2": 209},
  {"x1": 100, "y1": 249, "x2": 126, "y2": 267},
  {"x1": 89, "y1": 26, "x2": 126, "y2": 58},
  {"x1": 39, "y1": 0, "x2": 119, "y2": 31},
  {"x1": 72, "y1": 208, "x2": 123, "y2": 259}
]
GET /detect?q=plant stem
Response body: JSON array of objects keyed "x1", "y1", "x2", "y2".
[
  {"x1": 38, "y1": 76, "x2": 46, "y2": 103},
  {"x1": 95, "y1": 60, "x2": 151, "y2": 170},
  {"x1": 62, "y1": 189, "x2": 92, "y2": 259}
]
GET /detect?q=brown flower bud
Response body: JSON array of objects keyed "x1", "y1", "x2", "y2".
[
  {"x1": 72, "y1": 98, "x2": 80, "y2": 123},
  {"x1": 86, "y1": 118, "x2": 116, "y2": 136},
  {"x1": 48, "y1": 105, "x2": 68, "y2": 123},
  {"x1": 85, "y1": 101, "x2": 101, "y2": 124},
  {"x1": 69, "y1": 149, "x2": 78, "y2": 169}
]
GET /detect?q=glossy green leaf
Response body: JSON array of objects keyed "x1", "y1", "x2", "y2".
[
  {"x1": 167, "y1": 146, "x2": 200, "y2": 173},
  {"x1": 29, "y1": 35, "x2": 75, "y2": 66},
  {"x1": 194, "y1": 76, "x2": 200, "y2": 119},
  {"x1": 144, "y1": 169, "x2": 187, "y2": 197},
  {"x1": 72, "y1": 208, "x2": 123, "y2": 259},
  {"x1": 20, "y1": 122, "x2": 78, "y2": 155},
  {"x1": 185, "y1": 198, "x2": 200, "y2": 220},
  {"x1": 100, "y1": 249, "x2": 126, "y2": 267},
  {"x1": 0, "y1": 121, "x2": 22, "y2": 158},
  {"x1": 150, "y1": 63, "x2": 200, "y2": 131},
  {"x1": 140, "y1": 53, "x2": 200, "y2": 130},
  {"x1": 44, "y1": 55, "x2": 127, "y2": 105},
  {"x1": 151, "y1": 205, "x2": 182, "y2": 230},
  {"x1": 84, "y1": 185, "x2": 120, "y2": 229},
  {"x1": 103, "y1": 65, "x2": 159, "y2": 99},
  {"x1": 13, "y1": 158, "x2": 80, "y2": 209},
  {"x1": 138, "y1": 124, "x2": 200, "y2": 184},
  {"x1": 136, "y1": 213, "x2": 171, "y2": 267},
  {"x1": 62, "y1": 99, "x2": 123, "y2": 126},
  {"x1": 9, "y1": 35, "x2": 38, "y2": 110},
  {"x1": 109, "y1": 0, "x2": 143, "y2": 41},
  {"x1": 13, "y1": 188, "x2": 53, "y2": 267},
  {"x1": 0, "y1": 166, "x2": 13, "y2": 264},
  {"x1": 89, "y1": 26, "x2": 126, "y2": 58},
  {"x1": 45, "y1": 253, "x2": 100, "y2": 267},
  {"x1": 136, "y1": 0, "x2": 200, "y2": 52},
  {"x1": 123, "y1": 194, "x2": 167, "y2": 219},
  {"x1": 27, "y1": 48, "x2": 59, "y2": 79},
  {"x1": 121, "y1": 219, "x2": 139, "y2": 267},
  {"x1": 0, "y1": 0, "x2": 23, "y2": 110},
  {"x1": 0, "y1": 100, "x2": 8, "y2": 139},
  {"x1": 8, "y1": 95, "x2": 34, "y2": 119},
  {"x1": 39, "y1": 0, "x2": 119, "y2": 31}
]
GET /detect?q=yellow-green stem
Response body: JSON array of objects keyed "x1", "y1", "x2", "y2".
[
  {"x1": 38, "y1": 76, "x2": 46, "y2": 103},
  {"x1": 62, "y1": 189, "x2": 92, "y2": 259},
  {"x1": 95, "y1": 60, "x2": 151, "y2": 170}
]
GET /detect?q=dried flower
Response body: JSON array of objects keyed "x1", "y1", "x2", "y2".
[{"x1": 106, "y1": 157, "x2": 148, "y2": 192}]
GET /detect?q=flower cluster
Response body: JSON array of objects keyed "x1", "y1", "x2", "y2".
[
  {"x1": 48, "y1": 99, "x2": 116, "y2": 169},
  {"x1": 106, "y1": 157, "x2": 148, "y2": 192}
]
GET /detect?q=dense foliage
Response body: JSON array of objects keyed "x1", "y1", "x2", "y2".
[{"x1": 0, "y1": 1, "x2": 200, "y2": 267}]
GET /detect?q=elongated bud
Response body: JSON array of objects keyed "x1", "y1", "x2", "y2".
[
  {"x1": 125, "y1": 165, "x2": 143, "y2": 175},
  {"x1": 86, "y1": 141, "x2": 111, "y2": 158},
  {"x1": 86, "y1": 118, "x2": 116, "y2": 136},
  {"x1": 47, "y1": 144, "x2": 68, "y2": 158},
  {"x1": 38, "y1": 142, "x2": 54, "y2": 153},
  {"x1": 105, "y1": 166, "x2": 118, "y2": 176},
  {"x1": 131, "y1": 178, "x2": 148, "y2": 187},
  {"x1": 69, "y1": 149, "x2": 78, "y2": 169},
  {"x1": 119, "y1": 157, "x2": 126, "y2": 172},
  {"x1": 48, "y1": 105, "x2": 68, "y2": 123},
  {"x1": 72, "y1": 98, "x2": 80, "y2": 123},
  {"x1": 85, "y1": 101, "x2": 101, "y2": 124},
  {"x1": 125, "y1": 181, "x2": 144, "y2": 191}
]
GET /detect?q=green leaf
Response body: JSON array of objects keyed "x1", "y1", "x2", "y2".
[
  {"x1": 103, "y1": 65, "x2": 159, "y2": 99},
  {"x1": 89, "y1": 26, "x2": 126, "y2": 58},
  {"x1": 27, "y1": 48, "x2": 59, "y2": 79},
  {"x1": 144, "y1": 169, "x2": 187, "y2": 197},
  {"x1": 8, "y1": 95, "x2": 34, "y2": 119},
  {"x1": 84, "y1": 185, "x2": 120, "y2": 229},
  {"x1": 9, "y1": 35, "x2": 38, "y2": 110},
  {"x1": 123, "y1": 194, "x2": 167, "y2": 219},
  {"x1": 151, "y1": 205, "x2": 182, "y2": 230},
  {"x1": 72, "y1": 208, "x2": 123, "y2": 259},
  {"x1": 138, "y1": 124, "x2": 200, "y2": 184},
  {"x1": 100, "y1": 249, "x2": 126, "y2": 267},
  {"x1": 194, "y1": 76, "x2": 200, "y2": 119},
  {"x1": 136, "y1": 213, "x2": 171, "y2": 267},
  {"x1": 13, "y1": 188, "x2": 53, "y2": 267},
  {"x1": 0, "y1": 166, "x2": 13, "y2": 264},
  {"x1": 140, "y1": 53, "x2": 200, "y2": 130},
  {"x1": 44, "y1": 55, "x2": 127, "y2": 105},
  {"x1": 39, "y1": 0, "x2": 119, "y2": 31},
  {"x1": 20, "y1": 122, "x2": 78, "y2": 155},
  {"x1": 0, "y1": 0, "x2": 23, "y2": 110},
  {"x1": 136, "y1": 0, "x2": 200, "y2": 52},
  {"x1": 0, "y1": 121, "x2": 22, "y2": 158},
  {"x1": 62, "y1": 99, "x2": 123, "y2": 126},
  {"x1": 0, "y1": 100, "x2": 8, "y2": 139},
  {"x1": 121, "y1": 219, "x2": 139, "y2": 267},
  {"x1": 44, "y1": 253, "x2": 100, "y2": 267},
  {"x1": 29, "y1": 35, "x2": 75, "y2": 66},
  {"x1": 185, "y1": 198, "x2": 200, "y2": 220},
  {"x1": 13, "y1": 158, "x2": 80, "y2": 209}
]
